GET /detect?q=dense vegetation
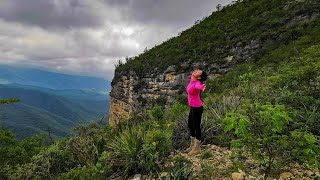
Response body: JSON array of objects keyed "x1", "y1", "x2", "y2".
[
  {"x1": 114, "y1": 0, "x2": 320, "y2": 78},
  {"x1": 1, "y1": 0, "x2": 320, "y2": 179}
]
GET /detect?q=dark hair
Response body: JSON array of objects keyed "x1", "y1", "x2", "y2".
[{"x1": 199, "y1": 71, "x2": 207, "y2": 83}]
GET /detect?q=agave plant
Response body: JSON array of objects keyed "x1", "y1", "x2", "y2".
[{"x1": 107, "y1": 126, "x2": 144, "y2": 177}]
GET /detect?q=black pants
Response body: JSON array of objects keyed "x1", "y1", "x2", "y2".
[{"x1": 188, "y1": 106, "x2": 203, "y2": 141}]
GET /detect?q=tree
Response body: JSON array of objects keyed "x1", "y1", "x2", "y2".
[
  {"x1": 0, "y1": 98, "x2": 20, "y2": 105},
  {"x1": 216, "y1": 4, "x2": 222, "y2": 11}
]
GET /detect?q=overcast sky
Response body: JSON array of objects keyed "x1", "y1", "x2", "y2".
[{"x1": 0, "y1": 0, "x2": 232, "y2": 80}]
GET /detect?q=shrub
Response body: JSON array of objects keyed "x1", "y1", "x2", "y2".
[
  {"x1": 153, "y1": 96, "x2": 168, "y2": 107},
  {"x1": 150, "y1": 106, "x2": 165, "y2": 121},
  {"x1": 9, "y1": 140, "x2": 77, "y2": 180},
  {"x1": 200, "y1": 150, "x2": 214, "y2": 160},
  {"x1": 58, "y1": 166, "x2": 97, "y2": 180},
  {"x1": 0, "y1": 98, "x2": 20, "y2": 104},
  {"x1": 171, "y1": 108, "x2": 190, "y2": 150},
  {"x1": 290, "y1": 131, "x2": 320, "y2": 168},
  {"x1": 106, "y1": 126, "x2": 144, "y2": 177},
  {"x1": 0, "y1": 127, "x2": 46, "y2": 179},
  {"x1": 167, "y1": 156, "x2": 193, "y2": 179},
  {"x1": 165, "y1": 102, "x2": 188, "y2": 121},
  {"x1": 201, "y1": 95, "x2": 243, "y2": 146},
  {"x1": 139, "y1": 121, "x2": 175, "y2": 175},
  {"x1": 223, "y1": 102, "x2": 294, "y2": 179}
]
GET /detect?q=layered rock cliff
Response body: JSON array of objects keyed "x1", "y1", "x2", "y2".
[
  {"x1": 108, "y1": 0, "x2": 320, "y2": 125},
  {"x1": 108, "y1": 39, "x2": 261, "y2": 125}
]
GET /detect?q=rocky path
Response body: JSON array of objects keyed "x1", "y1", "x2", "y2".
[{"x1": 130, "y1": 144, "x2": 319, "y2": 180}]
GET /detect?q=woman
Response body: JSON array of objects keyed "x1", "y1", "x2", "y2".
[{"x1": 185, "y1": 69, "x2": 207, "y2": 156}]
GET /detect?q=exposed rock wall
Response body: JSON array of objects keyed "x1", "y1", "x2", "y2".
[
  {"x1": 108, "y1": 61, "x2": 235, "y2": 126},
  {"x1": 109, "y1": 36, "x2": 268, "y2": 125},
  {"x1": 109, "y1": 70, "x2": 188, "y2": 126},
  {"x1": 108, "y1": 38, "x2": 266, "y2": 125}
]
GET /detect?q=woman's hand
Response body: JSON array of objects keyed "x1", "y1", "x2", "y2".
[{"x1": 203, "y1": 84, "x2": 206, "y2": 91}]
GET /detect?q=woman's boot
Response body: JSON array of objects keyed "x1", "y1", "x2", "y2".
[
  {"x1": 185, "y1": 136, "x2": 195, "y2": 153},
  {"x1": 188, "y1": 138, "x2": 201, "y2": 156}
]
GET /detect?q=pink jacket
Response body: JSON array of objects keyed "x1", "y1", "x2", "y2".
[{"x1": 186, "y1": 78, "x2": 205, "y2": 107}]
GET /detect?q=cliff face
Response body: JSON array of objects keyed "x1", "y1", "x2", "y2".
[
  {"x1": 108, "y1": 0, "x2": 320, "y2": 125},
  {"x1": 109, "y1": 55, "x2": 243, "y2": 125},
  {"x1": 109, "y1": 70, "x2": 189, "y2": 126},
  {"x1": 108, "y1": 39, "x2": 280, "y2": 125}
]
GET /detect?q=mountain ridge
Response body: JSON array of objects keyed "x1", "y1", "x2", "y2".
[
  {"x1": 0, "y1": 83, "x2": 109, "y2": 139},
  {"x1": 0, "y1": 65, "x2": 111, "y2": 90}
]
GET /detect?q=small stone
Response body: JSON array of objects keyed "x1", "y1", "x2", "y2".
[
  {"x1": 232, "y1": 170, "x2": 246, "y2": 180},
  {"x1": 279, "y1": 172, "x2": 294, "y2": 180},
  {"x1": 306, "y1": 170, "x2": 315, "y2": 177},
  {"x1": 132, "y1": 174, "x2": 142, "y2": 180},
  {"x1": 248, "y1": 175, "x2": 257, "y2": 180},
  {"x1": 160, "y1": 172, "x2": 169, "y2": 177}
]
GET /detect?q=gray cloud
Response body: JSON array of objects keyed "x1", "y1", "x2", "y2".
[
  {"x1": 0, "y1": 0, "x2": 106, "y2": 29},
  {"x1": 106, "y1": 0, "x2": 233, "y2": 27},
  {"x1": 0, "y1": 0, "x2": 232, "y2": 80}
]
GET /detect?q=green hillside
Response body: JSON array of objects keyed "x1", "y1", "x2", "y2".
[
  {"x1": 0, "y1": 84, "x2": 109, "y2": 139},
  {"x1": 0, "y1": 84, "x2": 95, "y2": 123},
  {"x1": 114, "y1": 0, "x2": 320, "y2": 79},
  {"x1": 4, "y1": 84, "x2": 110, "y2": 116},
  {"x1": 1, "y1": 0, "x2": 320, "y2": 179},
  {"x1": 0, "y1": 103, "x2": 74, "y2": 139}
]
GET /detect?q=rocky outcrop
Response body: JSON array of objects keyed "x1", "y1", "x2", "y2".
[
  {"x1": 108, "y1": 40, "x2": 264, "y2": 125},
  {"x1": 109, "y1": 69, "x2": 190, "y2": 126},
  {"x1": 107, "y1": 2, "x2": 320, "y2": 125},
  {"x1": 110, "y1": 62, "x2": 237, "y2": 125}
]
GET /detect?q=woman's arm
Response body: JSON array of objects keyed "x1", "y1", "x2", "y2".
[{"x1": 195, "y1": 81, "x2": 205, "y2": 91}]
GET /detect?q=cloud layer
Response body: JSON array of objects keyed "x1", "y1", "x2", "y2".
[{"x1": 0, "y1": 0, "x2": 232, "y2": 80}]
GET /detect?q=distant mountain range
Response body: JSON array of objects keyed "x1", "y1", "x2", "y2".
[
  {"x1": 0, "y1": 66, "x2": 110, "y2": 139},
  {"x1": 0, "y1": 65, "x2": 111, "y2": 90}
]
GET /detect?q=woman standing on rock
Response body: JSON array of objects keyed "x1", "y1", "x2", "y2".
[{"x1": 185, "y1": 69, "x2": 207, "y2": 156}]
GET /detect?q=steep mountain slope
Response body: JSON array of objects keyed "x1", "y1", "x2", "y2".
[
  {"x1": 0, "y1": 84, "x2": 109, "y2": 138},
  {"x1": 109, "y1": 0, "x2": 320, "y2": 125},
  {"x1": 3, "y1": 84, "x2": 110, "y2": 116},
  {"x1": 0, "y1": 65, "x2": 111, "y2": 90},
  {"x1": 0, "y1": 84, "x2": 94, "y2": 122},
  {"x1": 0, "y1": 103, "x2": 74, "y2": 139}
]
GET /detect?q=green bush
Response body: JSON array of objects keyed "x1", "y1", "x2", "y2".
[
  {"x1": 58, "y1": 166, "x2": 97, "y2": 180},
  {"x1": 105, "y1": 119, "x2": 175, "y2": 177},
  {"x1": 201, "y1": 95, "x2": 242, "y2": 146},
  {"x1": 0, "y1": 98, "x2": 20, "y2": 104},
  {"x1": 9, "y1": 140, "x2": 77, "y2": 180},
  {"x1": 290, "y1": 131, "x2": 320, "y2": 168},
  {"x1": 167, "y1": 156, "x2": 193, "y2": 179},
  {"x1": 106, "y1": 126, "x2": 144, "y2": 177},
  {"x1": 165, "y1": 102, "x2": 188, "y2": 121},
  {"x1": 139, "y1": 121, "x2": 175, "y2": 175},
  {"x1": 200, "y1": 150, "x2": 214, "y2": 160},
  {"x1": 222, "y1": 102, "x2": 319, "y2": 179},
  {"x1": 150, "y1": 106, "x2": 165, "y2": 121},
  {"x1": 0, "y1": 126, "x2": 46, "y2": 179}
]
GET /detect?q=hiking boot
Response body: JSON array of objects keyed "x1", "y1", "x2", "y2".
[
  {"x1": 184, "y1": 136, "x2": 195, "y2": 153},
  {"x1": 188, "y1": 138, "x2": 201, "y2": 156}
]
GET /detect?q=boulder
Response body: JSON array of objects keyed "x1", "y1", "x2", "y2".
[
  {"x1": 279, "y1": 172, "x2": 294, "y2": 180},
  {"x1": 232, "y1": 170, "x2": 246, "y2": 180},
  {"x1": 131, "y1": 174, "x2": 142, "y2": 180}
]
